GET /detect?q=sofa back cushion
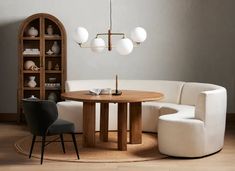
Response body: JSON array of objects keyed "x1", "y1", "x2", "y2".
[
  {"x1": 66, "y1": 80, "x2": 185, "y2": 104},
  {"x1": 180, "y1": 82, "x2": 223, "y2": 106},
  {"x1": 66, "y1": 80, "x2": 113, "y2": 92}
]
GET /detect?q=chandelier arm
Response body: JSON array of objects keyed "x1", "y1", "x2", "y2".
[
  {"x1": 77, "y1": 45, "x2": 140, "y2": 48},
  {"x1": 96, "y1": 33, "x2": 109, "y2": 36},
  {"x1": 76, "y1": 41, "x2": 140, "y2": 49},
  {"x1": 110, "y1": 33, "x2": 125, "y2": 36},
  {"x1": 96, "y1": 32, "x2": 125, "y2": 37}
]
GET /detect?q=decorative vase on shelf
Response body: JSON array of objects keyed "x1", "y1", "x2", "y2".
[
  {"x1": 27, "y1": 76, "x2": 37, "y2": 88},
  {"x1": 47, "y1": 25, "x2": 53, "y2": 35},
  {"x1": 48, "y1": 92, "x2": 57, "y2": 102},
  {"x1": 51, "y1": 41, "x2": 60, "y2": 54},
  {"x1": 47, "y1": 61, "x2": 52, "y2": 70},
  {"x1": 28, "y1": 27, "x2": 38, "y2": 37}
]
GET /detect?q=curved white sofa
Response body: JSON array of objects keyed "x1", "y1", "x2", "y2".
[{"x1": 57, "y1": 80, "x2": 227, "y2": 157}]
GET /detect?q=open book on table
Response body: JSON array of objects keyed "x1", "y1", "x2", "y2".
[{"x1": 89, "y1": 88, "x2": 112, "y2": 95}]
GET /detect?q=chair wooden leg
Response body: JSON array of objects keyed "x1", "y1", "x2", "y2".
[
  {"x1": 60, "y1": 134, "x2": 66, "y2": 153},
  {"x1": 71, "y1": 133, "x2": 80, "y2": 160},
  {"x1": 29, "y1": 135, "x2": 36, "y2": 158},
  {"x1": 40, "y1": 136, "x2": 46, "y2": 164}
]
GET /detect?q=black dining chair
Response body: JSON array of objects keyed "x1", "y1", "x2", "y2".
[{"x1": 22, "y1": 99, "x2": 80, "y2": 164}]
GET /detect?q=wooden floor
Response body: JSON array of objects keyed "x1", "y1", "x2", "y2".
[{"x1": 0, "y1": 119, "x2": 235, "y2": 171}]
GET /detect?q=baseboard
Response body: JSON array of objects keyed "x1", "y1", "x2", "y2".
[{"x1": 0, "y1": 113, "x2": 18, "y2": 122}]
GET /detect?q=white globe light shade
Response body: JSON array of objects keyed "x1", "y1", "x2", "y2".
[
  {"x1": 75, "y1": 27, "x2": 89, "y2": 43},
  {"x1": 130, "y1": 27, "x2": 147, "y2": 43},
  {"x1": 90, "y1": 38, "x2": 106, "y2": 52},
  {"x1": 116, "y1": 38, "x2": 133, "y2": 55}
]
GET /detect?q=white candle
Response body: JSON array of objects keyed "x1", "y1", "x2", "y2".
[{"x1": 116, "y1": 74, "x2": 118, "y2": 93}]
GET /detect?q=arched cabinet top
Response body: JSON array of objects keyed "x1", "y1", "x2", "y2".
[{"x1": 19, "y1": 13, "x2": 66, "y2": 39}]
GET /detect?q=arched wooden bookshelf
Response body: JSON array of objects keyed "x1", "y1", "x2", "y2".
[{"x1": 18, "y1": 13, "x2": 67, "y2": 122}]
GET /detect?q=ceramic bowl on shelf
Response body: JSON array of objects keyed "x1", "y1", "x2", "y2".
[
  {"x1": 46, "y1": 49, "x2": 54, "y2": 55},
  {"x1": 48, "y1": 77, "x2": 56, "y2": 83}
]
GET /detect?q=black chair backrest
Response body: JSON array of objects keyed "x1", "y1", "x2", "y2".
[{"x1": 22, "y1": 99, "x2": 58, "y2": 136}]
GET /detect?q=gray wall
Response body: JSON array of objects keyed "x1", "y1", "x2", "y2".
[{"x1": 0, "y1": 0, "x2": 235, "y2": 113}]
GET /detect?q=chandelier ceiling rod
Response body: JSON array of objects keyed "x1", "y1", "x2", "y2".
[
  {"x1": 108, "y1": 0, "x2": 112, "y2": 52},
  {"x1": 109, "y1": 0, "x2": 112, "y2": 30},
  {"x1": 95, "y1": 0, "x2": 125, "y2": 37},
  {"x1": 95, "y1": 0, "x2": 125, "y2": 51}
]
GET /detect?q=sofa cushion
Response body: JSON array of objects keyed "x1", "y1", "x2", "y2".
[
  {"x1": 66, "y1": 80, "x2": 114, "y2": 92},
  {"x1": 141, "y1": 102, "x2": 194, "y2": 132},
  {"x1": 57, "y1": 101, "x2": 124, "y2": 132},
  {"x1": 142, "y1": 102, "x2": 161, "y2": 132},
  {"x1": 120, "y1": 80, "x2": 185, "y2": 104},
  {"x1": 57, "y1": 101, "x2": 83, "y2": 132},
  {"x1": 159, "y1": 103, "x2": 195, "y2": 117}
]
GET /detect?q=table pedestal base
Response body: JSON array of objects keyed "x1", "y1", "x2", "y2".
[
  {"x1": 100, "y1": 103, "x2": 109, "y2": 142},
  {"x1": 83, "y1": 102, "x2": 96, "y2": 147},
  {"x1": 130, "y1": 102, "x2": 142, "y2": 144},
  {"x1": 118, "y1": 103, "x2": 128, "y2": 151},
  {"x1": 83, "y1": 102, "x2": 143, "y2": 150}
]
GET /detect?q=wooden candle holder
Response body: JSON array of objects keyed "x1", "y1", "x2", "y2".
[{"x1": 112, "y1": 74, "x2": 122, "y2": 96}]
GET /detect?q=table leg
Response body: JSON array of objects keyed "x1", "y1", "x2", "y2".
[
  {"x1": 100, "y1": 103, "x2": 109, "y2": 142},
  {"x1": 118, "y1": 103, "x2": 127, "y2": 151},
  {"x1": 83, "y1": 102, "x2": 96, "y2": 147},
  {"x1": 130, "y1": 102, "x2": 142, "y2": 144}
]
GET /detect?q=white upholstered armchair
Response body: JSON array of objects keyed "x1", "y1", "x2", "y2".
[{"x1": 158, "y1": 83, "x2": 227, "y2": 157}]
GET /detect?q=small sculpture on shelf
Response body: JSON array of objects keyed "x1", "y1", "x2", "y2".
[
  {"x1": 47, "y1": 25, "x2": 53, "y2": 35},
  {"x1": 46, "y1": 49, "x2": 53, "y2": 55},
  {"x1": 27, "y1": 76, "x2": 37, "y2": 88},
  {"x1": 51, "y1": 41, "x2": 60, "y2": 54},
  {"x1": 28, "y1": 27, "x2": 38, "y2": 37},
  {"x1": 54, "y1": 64, "x2": 60, "y2": 70},
  {"x1": 24, "y1": 60, "x2": 39, "y2": 71}
]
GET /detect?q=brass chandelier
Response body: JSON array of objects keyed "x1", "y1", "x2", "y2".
[{"x1": 75, "y1": 0, "x2": 147, "y2": 55}]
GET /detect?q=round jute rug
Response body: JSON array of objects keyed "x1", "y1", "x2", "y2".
[{"x1": 14, "y1": 132, "x2": 167, "y2": 163}]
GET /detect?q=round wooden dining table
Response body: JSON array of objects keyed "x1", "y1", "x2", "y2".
[{"x1": 61, "y1": 90, "x2": 164, "y2": 151}]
